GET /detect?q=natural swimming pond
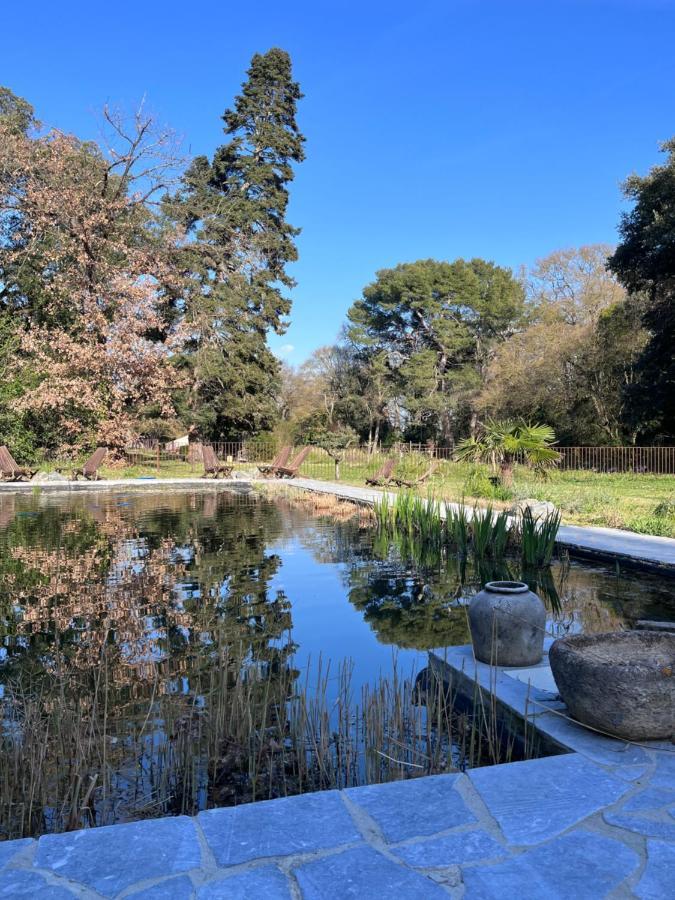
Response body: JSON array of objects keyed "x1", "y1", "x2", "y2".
[{"x1": 0, "y1": 486, "x2": 673, "y2": 839}]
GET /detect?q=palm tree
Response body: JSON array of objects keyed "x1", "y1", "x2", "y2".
[{"x1": 454, "y1": 420, "x2": 561, "y2": 486}]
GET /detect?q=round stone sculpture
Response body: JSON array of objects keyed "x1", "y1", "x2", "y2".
[
  {"x1": 549, "y1": 631, "x2": 675, "y2": 741},
  {"x1": 468, "y1": 581, "x2": 546, "y2": 666}
]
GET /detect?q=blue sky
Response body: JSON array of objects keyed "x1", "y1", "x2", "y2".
[{"x1": 3, "y1": 0, "x2": 675, "y2": 362}]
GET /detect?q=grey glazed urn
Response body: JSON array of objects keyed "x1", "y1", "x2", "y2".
[
  {"x1": 468, "y1": 581, "x2": 546, "y2": 666},
  {"x1": 549, "y1": 631, "x2": 675, "y2": 741}
]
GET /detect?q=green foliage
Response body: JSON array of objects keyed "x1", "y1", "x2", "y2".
[
  {"x1": 517, "y1": 508, "x2": 561, "y2": 568},
  {"x1": 463, "y1": 467, "x2": 514, "y2": 501},
  {"x1": 609, "y1": 137, "x2": 675, "y2": 442},
  {"x1": 346, "y1": 259, "x2": 525, "y2": 444},
  {"x1": 455, "y1": 420, "x2": 560, "y2": 483},
  {"x1": 168, "y1": 49, "x2": 305, "y2": 441}
]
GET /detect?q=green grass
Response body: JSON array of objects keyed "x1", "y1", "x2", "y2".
[{"x1": 304, "y1": 451, "x2": 675, "y2": 538}]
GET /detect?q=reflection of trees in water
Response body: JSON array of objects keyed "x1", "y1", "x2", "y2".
[{"x1": 0, "y1": 491, "x2": 299, "y2": 836}]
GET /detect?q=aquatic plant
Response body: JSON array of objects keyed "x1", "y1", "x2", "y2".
[
  {"x1": 446, "y1": 504, "x2": 470, "y2": 555},
  {"x1": 0, "y1": 643, "x2": 532, "y2": 840},
  {"x1": 518, "y1": 507, "x2": 562, "y2": 568}
]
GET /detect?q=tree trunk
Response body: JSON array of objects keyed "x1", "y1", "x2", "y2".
[{"x1": 500, "y1": 460, "x2": 514, "y2": 486}]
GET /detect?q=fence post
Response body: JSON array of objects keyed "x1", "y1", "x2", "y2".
[{"x1": 157, "y1": 445, "x2": 160, "y2": 475}]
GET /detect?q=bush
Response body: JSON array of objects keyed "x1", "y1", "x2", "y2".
[{"x1": 463, "y1": 467, "x2": 514, "y2": 502}]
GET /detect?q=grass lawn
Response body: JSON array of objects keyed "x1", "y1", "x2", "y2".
[{"x1": 293, "y1": 451, "x2": 675, "y2": 538}]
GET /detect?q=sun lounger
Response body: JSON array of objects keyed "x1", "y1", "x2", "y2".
[
  {"x1": 275, "y1": 446, "x2": 311, "y2": 478},
  {"x1": 392, "y1": 462, "x2": 438, "y2": 488},
  {"x1": 365, "y1": 457, "x2": 396, "y2": 486},
  {"x1": 72, "y1": 447, "x2": 107, "y2": 481},
  {"x1": 258, "y1": 445, "x2": 292, "y2": 477},
  {"x1": 0, "y1": 446, "x2": 36, "y2": 482},
  {"x1": 202, "y1": 445, "x2": 234, "y2": 478}
]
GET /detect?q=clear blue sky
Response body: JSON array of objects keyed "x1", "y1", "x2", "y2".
[{"x1": 4, "y1": 0, "x2": 675, "y2": 362}]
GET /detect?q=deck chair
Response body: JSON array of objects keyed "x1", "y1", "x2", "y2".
[
  {"x1": 0, "y1": 446, "x2": 36, "y2": 482},
  {"x1": 202, "y1": 445, "x2": 233, "y2": 479},
  {"x1": 72, "y1": 447, "x2": 107, "y2": 481},
  {"x1": 258, "y1": 445, "x2": 292, "y2": 477},
  {"x1": 275, "y1": 446, "x2": 311, "y2": 479},
  {"x1": 365, "y1": 457, "x2": 396, "y2": 487},
  {"x1": 392, "y1": 461, "x2": 438, "y2": 488}
]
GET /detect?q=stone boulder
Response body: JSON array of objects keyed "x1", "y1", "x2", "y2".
[
  {"x1": 509, "y1": 498, "x2": 558, "y2": 520},
  {"x1": 32, "y1": 470, "x2": 69, "y2": 483}
]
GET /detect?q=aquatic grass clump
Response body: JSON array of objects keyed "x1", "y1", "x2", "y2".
[
  {"x1": 470, "y1": 506, "x2": 510, "y2": 561},
  {"x1": 0, "y1": 646, "x2": 530, "y2": 840},
  {"x1": 446, "y1": 503, "x2": 470, "y2": 555},
  {"x1": 518, "y1": 507, "x2": 561, "y2": 568}
]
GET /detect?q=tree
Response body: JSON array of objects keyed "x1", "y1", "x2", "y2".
[
  {"x1": 609, "y1": 138, "x2": 675, "y2": 442},
  {"x1": 0, "y1": 96, "x2": 184, "y2": 454},
  {"x1": 169, "y1": 49, "x2": 305, "y2": 440},
  {"x1": 454, "y1": 420, "x2": 561, "y2": 485},
  {"x1": 345, "y1": 259, "x2": 525, "y2": 445},
  {"x1": 479, "y1": 246, "x2": 646, "y2": 444}
]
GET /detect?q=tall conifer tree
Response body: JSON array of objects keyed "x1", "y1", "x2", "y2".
[{"x1": 172, "y1": 49, "x2": 305, "y2": 439}]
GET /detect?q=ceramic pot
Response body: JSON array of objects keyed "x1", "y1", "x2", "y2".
[{"x1": 468, "y1": 580, "x2": 545, "y2": 666}]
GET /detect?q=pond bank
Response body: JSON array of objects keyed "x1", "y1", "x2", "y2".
[
  {"x1": 1, "y1": 744, "x2": 672, "y2": 898},
  {"x1": 2, "y1": 473, "x2": 674, "y2": 572},
  {"x1": 286, "y1": 477, "x2": 675, "y2": 574}
]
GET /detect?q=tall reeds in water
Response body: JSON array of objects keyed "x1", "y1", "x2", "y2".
[
  {"x1": 0, "y1": 644, "x2": 530, "y2": 840},
  {"x1": 374, "y1": 491, "x2": 560, "y2": 569}
]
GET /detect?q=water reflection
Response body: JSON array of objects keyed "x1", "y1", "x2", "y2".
[{"x1": 0, "y1": 489, "x2": 672, "y2": 838}]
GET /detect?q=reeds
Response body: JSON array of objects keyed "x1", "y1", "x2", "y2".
[
  {"x1": 0, "y1": 643, "x2": 529, "y2": 840},
  {"x1": 375, "y1": 493, "x2": 559, "y2": 569},
  {"x1": 517, "y1": 507, "x2": 562, "y2": 568}
]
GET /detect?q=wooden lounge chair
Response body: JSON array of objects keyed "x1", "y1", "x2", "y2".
[
  {"x1": 72, "y1": 447, "x2": 107, "y2": 481},
  {"x1": 392, "y1": 461, "x2": 438, "y2": 488},
  {"x1": 275, "y1": 446, "x2": 311, "y2": 479},
  {"x1": 365, "y1": 457, "x2": 396, "y2": 487},
  {"x1": 202, "y1": 445, "x2": 233, "y2": 479},
  {"x1": 258, "y1": 445, "x2": 292, "y2": 477},
  {"x1": 0, "y1": 446, "x2": 36, "y2": 482}
]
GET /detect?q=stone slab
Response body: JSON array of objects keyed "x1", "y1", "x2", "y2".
[
  {"x1": 461, "y1": 829, "x2": 639, "y2": 899},
  {"x1": 128, "y1": 875, "x2": 195, "y2": 898},
  {"x1": 0, "y1": 838, "x2": 33, "y2": 869},
  {"x1": 0, "y1": 869, "x2": 76, "y2": 898},
  {"x1": 392, "y1": 829, "x2": 505, "y2": 867},
  {"x1": 468, "y1": 754, "x2": 630, "y2": 845},
  {"x1": 34, "y1": 815, "x2": 201, "y2": 897},
  {"x1": 197, "y1": 790, "x2": 360, "y2": 866},
  {"x1": 344, "y1": 773, "x2": 475, "y2": 842},
  {"x1": 197, "y1": 865, "x2": 292, "y2": 899},
  {"x1": 635, "y1": 838, "x2": 675, "y2": 900},
  {"x1": 622, "y1": 785, "x2": 675, "y2": 813},
  {"x1": 504, "y1": 665, "x2": 558, "y2": 694},
  {"x1": 604, "y1": 811, "x2": 675, "y2": 840},
  {"x1": 292, "y1": 845, "x2": 449, "y2": 899}
]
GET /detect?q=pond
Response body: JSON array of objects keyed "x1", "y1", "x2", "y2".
[{"x1": 0, "y1": 486, "x2": 672, "y2": 839}]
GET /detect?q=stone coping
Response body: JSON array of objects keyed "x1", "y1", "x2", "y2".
[{"x1": 1, "y1": 748, "x2": 673, "y2": 898}]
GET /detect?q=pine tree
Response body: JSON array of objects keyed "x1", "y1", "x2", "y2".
[{"x1": 172, "y1": 49, "x2": 305, "y2": 440}]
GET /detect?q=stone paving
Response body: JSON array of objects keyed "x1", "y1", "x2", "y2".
[{"x1": 1, "y1": 748, "x2": 674, "y2": 898}]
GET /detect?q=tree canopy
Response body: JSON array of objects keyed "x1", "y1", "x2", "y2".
[{"x1": 609, "y1": 138, "x2": 675, "y2": 442}]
